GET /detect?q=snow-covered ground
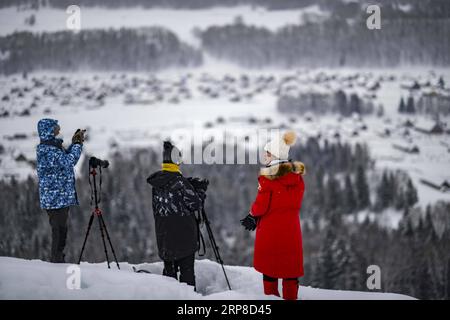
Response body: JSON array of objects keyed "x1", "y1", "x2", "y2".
[
  {"x1": 0, "y1": 257, "x2": 415, "y2": 300},
  {"x1": 0, "y1": 5, "x2": 327, "y2": 46}
]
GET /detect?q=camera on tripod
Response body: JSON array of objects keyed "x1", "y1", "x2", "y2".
[
  {"x1": 78, "y1": 155, "x2": 119, "y2": 269},
  {"x1": 188, "y1": 177, "x2": 209, "y2": 192},
  {"x1": 89, "y1": 156, "x2": 109, "y2": 169},
  {"x1": 187, "y1": 177, "x2": 209, "y2": 201}
]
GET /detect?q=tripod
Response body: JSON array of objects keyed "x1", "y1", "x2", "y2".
[
  {"x1": 200, "y1": 208, "x2": 232, "y2": 290},
  {"x1": 78, "y1": 166, "x2": 120, "y2": 269}
]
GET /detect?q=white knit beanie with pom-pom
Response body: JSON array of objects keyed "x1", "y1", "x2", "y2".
[{"x1": 264, "y1": 131, "x2": 297, "y2": 160}]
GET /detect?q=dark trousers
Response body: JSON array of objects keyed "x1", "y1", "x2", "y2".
[
  {"x1": 163, "y1": 254, "x2": 196, "y2": 289},
  {"x1": 47, "y1": 207, "x2": 69, "y2": 263}
]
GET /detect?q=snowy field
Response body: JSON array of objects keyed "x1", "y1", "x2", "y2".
[
  {"x1": 0, "y1": 5, "x2": 327, "y2": 45},
  {"x1": 1, "y1": 67, "x2": 449, "y2": 210},
  {"x1": 0, "y1": 257, "x2": 415, "y2": 300}
]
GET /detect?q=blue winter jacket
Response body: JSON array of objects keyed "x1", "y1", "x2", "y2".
[{"x1": 36, "y1": 119, "x2": 83, "y2": 210}]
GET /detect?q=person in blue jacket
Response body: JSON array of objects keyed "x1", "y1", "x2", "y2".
[{"x1": 36, "y1": 118, "x2": 84, "y2": 263}]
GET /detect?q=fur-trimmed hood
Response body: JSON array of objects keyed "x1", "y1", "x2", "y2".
[{"x1": 259, "y1": 161, "x2": 306, "y2": 180}]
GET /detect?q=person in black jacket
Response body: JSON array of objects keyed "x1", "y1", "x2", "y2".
[{"x1": 147, "y1": 141, "x2": 204, "y2": 289}]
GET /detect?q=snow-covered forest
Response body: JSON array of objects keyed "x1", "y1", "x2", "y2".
[
  {"x1": 1, "y1": 0, "x2": 450, "y2": 73},
  {"x1": 0, "y1": 0, "x2": 450, "y2": 300},
  {"x1": 200, "y1": 18, "x2": 450, "y2": 68},
  {"x1": 0, "y1": 28, "x2": 202, "y2": 74}
]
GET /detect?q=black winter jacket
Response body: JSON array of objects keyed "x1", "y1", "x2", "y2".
[{"x1": 147, "y1": 170, "x2": 203, "y2": 261}]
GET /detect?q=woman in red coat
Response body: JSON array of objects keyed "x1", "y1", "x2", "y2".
[{"x1": 241, "y1": 131, "x2": 306, "y2": 300}]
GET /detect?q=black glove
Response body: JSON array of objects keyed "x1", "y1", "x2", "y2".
[
  {"x1": 187, "y1": 177, "x2": 209, "y2": 192},
  {"x1": 198, "y1": 190, "x2": 207, "y2": 202},
  {"x1": 72, "y1": 129, "x2": 86, "y2": 145},
  {"x1": 240, "y1": 214, "x2": 258, "y2": 231}
]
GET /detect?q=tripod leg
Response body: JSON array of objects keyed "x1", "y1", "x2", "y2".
[
  {"x1": 78, "y1": 213, "x2": 95, "y2": 264},
  {"x1": 221, "y1": 263, "x2": 232, "y2": 291},
  {"x1": 204, "y1": 220, "x2": 232, "y2": 290},
  {"x1": 98, "y1": 215, "x2": 111, "y2": 269},
  {"x1": 99, "y1": 215, "x2": 120, "y2": 270}
]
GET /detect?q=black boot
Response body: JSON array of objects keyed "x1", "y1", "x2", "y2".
[
  {"x1": 163, "y1": 260, "x2": 178, "y2": 280},
  {"x1": 178, "y1": 254, "x2": 196, "y2": 290}
]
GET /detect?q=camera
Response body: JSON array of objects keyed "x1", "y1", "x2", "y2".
[{"x1": 89, "y1": 156, "x2": 109, "y2": 169}]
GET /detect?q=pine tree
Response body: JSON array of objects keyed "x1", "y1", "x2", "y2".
[
  {"x1": 395, "y1": 192, "x2": 406, "y2": 210},
  {"x1": 415, "y1": 217, "x2": 438, "y2": 299},
  {"x1": 375, "y1": 170, "x2": 391, "y2": 211},
  {"x1": 403, "y1": 206, "x2": 410, "y2": 218},
  {"x1": 405, "y1": 178, "x2": 418, "y2": 208},
  {"x1": 438, "y1": 76, "x2": 445, "y2": 89},
  {"x1": 398, "y1": 97, "x2": 406, "y2": 113},
  {"x1": 393, "y1": 172, "x2": 407, "y2": 210},
  {"x1": 354, "y1": 143, "x2": 370, "y2": 169},
  {"x1": 314, "y1": 218, "x2": 349, "y2": 290},
  {"x1": 344, "y1": 174, "x2": 356, "y2": 214},
  {"x1": 355, "y1": 165, "x2": 370, "y2": 210},
  {"x1": 446, "y1": 257, "x2": 450, "y2": 299},
  {"x1": 388, "y1": 172, "x2": 397, "y2": 200},
  {"x1": 335, "y1": 90, "x2": 348, "y2": 115},
  {"x1": 326, "y1": 175, "x2": 342, "y2": 214},
  {"x1": 349, "y1": 93, "x2": 361, "y2": 114},
  {"x1": 314, "y1": 166, "x2": 325, "y2": 212},
  {"x1": 406, "y1": 96, "x2": 415, "y2": 113}
]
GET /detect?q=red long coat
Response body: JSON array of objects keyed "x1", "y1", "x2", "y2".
[{"x1": 250, "y1": 161, "x2": 305, "y2": 279}]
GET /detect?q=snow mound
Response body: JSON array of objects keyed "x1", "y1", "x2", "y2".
[{"x1": 0, "y1": 257, "x2": 415, "y2": 300}]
